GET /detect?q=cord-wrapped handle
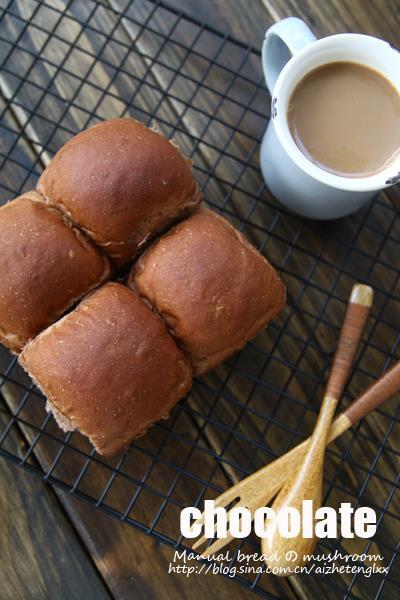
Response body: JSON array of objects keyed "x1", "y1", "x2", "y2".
[
  {"x1": 325, "y1": 284, "x2": 373, "y2": 401},
  {"x1": 343, "y1": 361, "x2": 400, "y2": 426}
]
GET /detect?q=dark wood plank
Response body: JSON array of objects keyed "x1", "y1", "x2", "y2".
[
  {"x1": 0, "y1": 403, "x2": 110, "y2": 600},
  {"x1": 261, "y1": 0, "x2": 399, "y2": 45},
  {"x1": 54, "y1": 489, "x2": 258, "y2": 600}
]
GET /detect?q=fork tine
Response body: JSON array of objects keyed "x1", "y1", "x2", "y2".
[
  {"x1": 197, "y1": 533, "x2": 236, "y2": 557},
  {"x1": 192, "y1": 505, "x2": 242, "y2": 551},
  {"x1": 190, "y1": 489, "x2": 241, "y2": 532},
  {"x1": 192, "y1": 535, "x2": 209, "y2": 551}
]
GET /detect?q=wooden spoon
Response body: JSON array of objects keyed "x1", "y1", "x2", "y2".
[
  {"x1": 192, "y1": 360, "x2": 400, "y2": 556},
  {"x1": 262, "y1": 284, "x2": 373, "y2": 571}
]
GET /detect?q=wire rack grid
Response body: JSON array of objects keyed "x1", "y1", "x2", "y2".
[{"x1": 0, "y1": 1, "x2": 399, "y2": 598}]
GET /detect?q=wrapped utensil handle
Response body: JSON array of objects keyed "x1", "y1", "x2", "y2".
[
  {"x1": 343, "y1": 361, "x2": 400, "y2": 426},
  {"x1": 325, "y1": 284, "x2": 373, "y2": 401},
  {"x1": 328, "y1": 360, "x2": 400, "y2": 441}
]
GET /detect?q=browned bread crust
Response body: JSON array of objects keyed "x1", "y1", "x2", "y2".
[
  {"x1": 19, "y1": 283, "x2": 193, "y2": 456},
  {"x1": 129, "y1": 208, "x2": 286, "y2": 375},
  {"x1": 0, "y1": 192, "x2": 110, "y2": 352},
  {"x1": 37, "y1": 118, "x2": 202, "y2": 266}
]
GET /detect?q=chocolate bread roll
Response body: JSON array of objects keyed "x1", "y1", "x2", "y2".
[
  {"x1": 37, "y1": 118, "x2": 202, "y2": 266},
  {"x1": 19, "y1": 283, "x2": 193, "y2": 456},
  {"x1": 0, "y1": 192, "x2": 110, "y2": 352},
  {"x1": 130, "y1": 208, "x2": 286, "y2": 375}
]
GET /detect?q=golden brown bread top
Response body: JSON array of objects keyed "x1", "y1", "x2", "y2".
[
  {"x1": 37, "y1": 118, "x2": 202, "y2": 266},
  {"x1": 0, "y1": 192, "x2": 110, "y2": 353},
  {"x1": 19, "y1": 283, "x2": 193, "y2": 456},
  {"x1": 130, "y1": 208, "x2": 286, "y2": 375}
]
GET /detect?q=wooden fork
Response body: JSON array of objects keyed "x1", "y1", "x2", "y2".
[
  {"x1": 192, "y1": 283, "x2": 372, "y2": 554},
  {"x1": 191, "y1": 361, "x2": 400, "y2": 556}
]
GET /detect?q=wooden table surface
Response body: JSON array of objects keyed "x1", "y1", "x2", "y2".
[{"x1": 0, "y1": 1, "x2": 399, "y2": 599}]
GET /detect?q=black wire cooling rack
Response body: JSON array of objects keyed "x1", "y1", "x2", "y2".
[{"x1": 0, "y1": 1, "x2": 399, "y2": 598}]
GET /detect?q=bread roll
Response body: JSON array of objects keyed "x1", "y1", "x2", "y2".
[
  {"x1": 0, "y1": 192, "x2": 110, "y2": 353},
  {"x1": 37, "y1": 118, "x2": 202, "y2": 266},
  {"x1": 130, "y1": 208, "x2": 285, "y2": 375},
  {"x1": 19, "y1": 283, "x2": 193, "y2": 456}
]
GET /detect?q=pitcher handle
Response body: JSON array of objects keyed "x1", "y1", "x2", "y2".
[{"x1": 262, "y1": 17, "x2": 316, "y2": 94}]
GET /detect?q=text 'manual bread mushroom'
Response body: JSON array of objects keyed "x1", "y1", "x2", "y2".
[
  {"x1": 0, "y1": 192, "x2": 110, "y2": 353},
  {"x1": 37, "y1": 118, "x2": 202, "y2": 267},
  {"x1": 19, "y1": 283, "x2": 193, "y2": 456},
  {"x1": 129, "y1": 208, "x2": 286, "y2": 375}
]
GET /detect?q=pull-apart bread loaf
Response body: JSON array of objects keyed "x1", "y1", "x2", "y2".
[
  {"x1": 0, "y1": 192, "x2": 110, "y2": 353},
  {"x1": 19, "y1": 283, "x2": 193, "y2": 456},
  {"x1": 130, "y1": 208, "x2": 285, "y2": 375},
  {"x1": 37, "y1": 118, "x2": 202, "y2": 267}
]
